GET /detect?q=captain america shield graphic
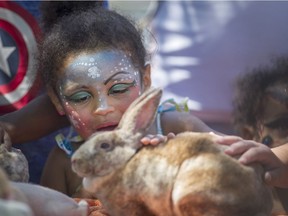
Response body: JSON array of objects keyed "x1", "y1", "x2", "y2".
[{"x1": 0, "y1": 2, "x2": 41, "y2": 113}]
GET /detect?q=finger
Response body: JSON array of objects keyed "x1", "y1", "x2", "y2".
[
  {"x1": 214, "y1": 135, "x2": 243, "y2": 146},
  {"x1": 264, "y1": 172, "x2": 274, "y2": 186},
  {"x1": 237, "y1": 145, "x2": 275, "y2": 166},
  {"x1": 140, "y1": 137, "x2": 151, "y2": 145},
  {"x1": 209, "y1": 132, "x2": 222, "y2": 139},
  {"x1": 141, "y1": 134, "x2": 155, "y2": 145},
  {"x1": 150, "y1": 136, "x2": 166, "y2": 145},
  {"x1": 167, "y1": 133, "x2": 175, "y2": 139},
  {"x1": 264, "y1": 170, "x2": 287, "y2": 187},
  {"x1": 224, "y1": 140, "x2": 258, "y2": 156}
]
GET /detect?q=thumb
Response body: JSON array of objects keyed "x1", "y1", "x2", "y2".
[{"x1": 264, "y1": 170, "x2": 285, "y2": 188}]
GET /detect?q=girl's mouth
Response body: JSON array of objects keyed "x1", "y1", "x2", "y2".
[{"x1": 96, "y1": 123, "x2": 118, "y2": 131}]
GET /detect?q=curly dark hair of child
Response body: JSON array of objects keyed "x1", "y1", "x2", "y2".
[
  {"x1": 36, "y1": 2, "x2": 147, "y2": 93},
  {"x1": 232, "y1": 56, "x2": 288, "y2": 138}
]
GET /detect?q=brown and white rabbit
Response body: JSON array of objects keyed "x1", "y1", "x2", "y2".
[
  {"x1": 0, "y1": 132, "x2": 29, "y2": 182},
  {"x1": 71, "y1": 87, "x2": 273, "y2": 216}
]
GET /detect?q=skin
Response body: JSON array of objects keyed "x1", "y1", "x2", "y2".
[
  {"x1": 255, "y1": 84, "x2": 288, "y2": 148},
  {"x1": 41, "y1": 49, "x2": 216, "y2": 198},
  {"x1": 226, "y1": 83, "x2": 288, "y2": 213},
  {"x1": 56, "y1": 50, "x2": 144, "y2": 139},
  {"x1": 0, "y1": 94, "x2": 69, "y2": 144},
  {"x1": 215, "y1": 133, "x2": 288, "y2": 212}
]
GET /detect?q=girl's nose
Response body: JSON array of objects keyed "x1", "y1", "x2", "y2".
[
  {"x1": 94, "y1": 106, "x2": 115, "y2": 116},
  {"x1": 93, "y1": 97, "x2": 115, "y2": 116}
]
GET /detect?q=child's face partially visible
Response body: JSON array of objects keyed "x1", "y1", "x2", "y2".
[
  {"x1": 55, "y1": 50, "x2": 147, "y2": 139},
  {"x1": 257, "y1": 83, "x2": 288, "y2": 148}
]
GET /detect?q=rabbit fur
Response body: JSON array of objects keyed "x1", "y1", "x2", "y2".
[
  {"x1": 0, "y1": 136, "x2": 29, "y2": 182},
  {"x1": 72, "y1": 87, "x2": 273, "y2": 216}
]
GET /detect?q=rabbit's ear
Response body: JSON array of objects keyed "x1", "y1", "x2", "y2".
[{"x1": 118, "y1": 87, "x2": 162, "y2": 135}]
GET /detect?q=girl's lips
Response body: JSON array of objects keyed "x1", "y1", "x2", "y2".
[{"x1": 96, "y1": 123, "x2": 118, "y2": 131}]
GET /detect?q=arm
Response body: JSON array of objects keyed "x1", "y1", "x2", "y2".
[
  {"x1": 40, "y1": 146, "x2": 69, "y2": 196},
  {"x1": 0, "y1": 94, "x2": 69, "y2": 144},
  {"x1": 162, "y1": 110, "x2": 220, "y2": 135},
  {"x1": 141, "y1": 110, "x2": 220, "y2": 145},
  {"x1": 271, "y1": 145, "x2": 288, "y2": 212},
  {"x1": 271, "y1": 144, "x2": 288, "y2": 186}
]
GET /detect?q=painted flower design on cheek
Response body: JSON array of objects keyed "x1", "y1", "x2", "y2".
[
  {"x1": 63, "y1": 102, "x2": 85, "y2": 128},
  {"x1": 62, "y1": 101, "x2": 93, "y2": 138}
]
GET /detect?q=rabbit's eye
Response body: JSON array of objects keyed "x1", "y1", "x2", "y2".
[{"x1": 100, "y1": 142, "x2": 111, "y2": 150}]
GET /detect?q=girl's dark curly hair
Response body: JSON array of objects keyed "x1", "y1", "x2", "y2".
[
  {"x1": 232, "y1": 56, "x2": 288, "y2": 136},
  {"x1": 37, "y1": 2, "x2": 146, "y2": 93},
  {"x1": 39, "y1": 1, "x2": 104, "y2": 35}
]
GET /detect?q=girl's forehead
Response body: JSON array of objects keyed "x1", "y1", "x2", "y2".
[
  {"x1": 59, "y1": 49, "x2": 140, "y2": 85},
  {"x1": 67, "y1": 50, "x2": 133, "y2": 69}
]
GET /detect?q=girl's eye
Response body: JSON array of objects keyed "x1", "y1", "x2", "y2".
[
  {"x1": 65, "y1": 91, "x2": 92, "y2": 104},
  {"x1": 265, "y1": 117, "x2": 288, "y2": 131},
  {"x1": 261, "y1": 135, "x2": 273, "y2": 147},
  {"x1": 108, "y1": 81, "x2": 135, "y2": 95}
]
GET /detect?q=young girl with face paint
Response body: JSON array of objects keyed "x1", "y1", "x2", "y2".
[{"x1": 35, "y1": 5, "x2": 216, "y2": 198}]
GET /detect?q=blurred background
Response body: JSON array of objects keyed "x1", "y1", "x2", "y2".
[{"x1": 1, "y1": 0, "x2": 288, "y2": 183}]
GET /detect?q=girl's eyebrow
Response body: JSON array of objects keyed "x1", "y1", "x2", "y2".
[
  {"x1": 104, "y1": 71, "x2": 130, "y2": 85},
  {"x1": 266, "y1": 88, "x2": 288, "y2": 105},
  {"x1": 264, "y1": 116, "x2": 288, "y2": 128}
]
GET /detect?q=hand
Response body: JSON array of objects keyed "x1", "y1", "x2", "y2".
[
  {"x1": 215, "y1": 135, "x2": 288, "y2": 187},
  {"x1": 140, "y1": 132, "x2": 175, "y2": 146}
]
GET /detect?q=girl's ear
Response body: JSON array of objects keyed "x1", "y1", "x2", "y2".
[
  {"x1": 142, "y1": 64, "x2": 151, "y2": 91},
  {"x1": 47, "y1": 87, "x2": 66, "y2": 116}
]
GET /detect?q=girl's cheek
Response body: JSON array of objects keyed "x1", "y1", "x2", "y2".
[
  {"x1": 117, "y1": 87, "x2": 141, "y2": 112},
  {"x1": 63, "y1": 103, "x2": 93, "y2": 139}
]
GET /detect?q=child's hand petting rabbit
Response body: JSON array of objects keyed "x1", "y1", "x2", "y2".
[
  {"x1": 216, "y1": 135, "x2": 288, "y2": 188},
  {"x1": 72, "y1": 87, "x2": 273, "y2": 216},
  {"x1": 141, "y1": 132, "x2": 175, "y2": 145}
]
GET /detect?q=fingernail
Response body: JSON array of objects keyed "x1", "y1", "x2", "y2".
[{"x1": 238, "y1": 158, "x2": 247, "y2": 164}]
